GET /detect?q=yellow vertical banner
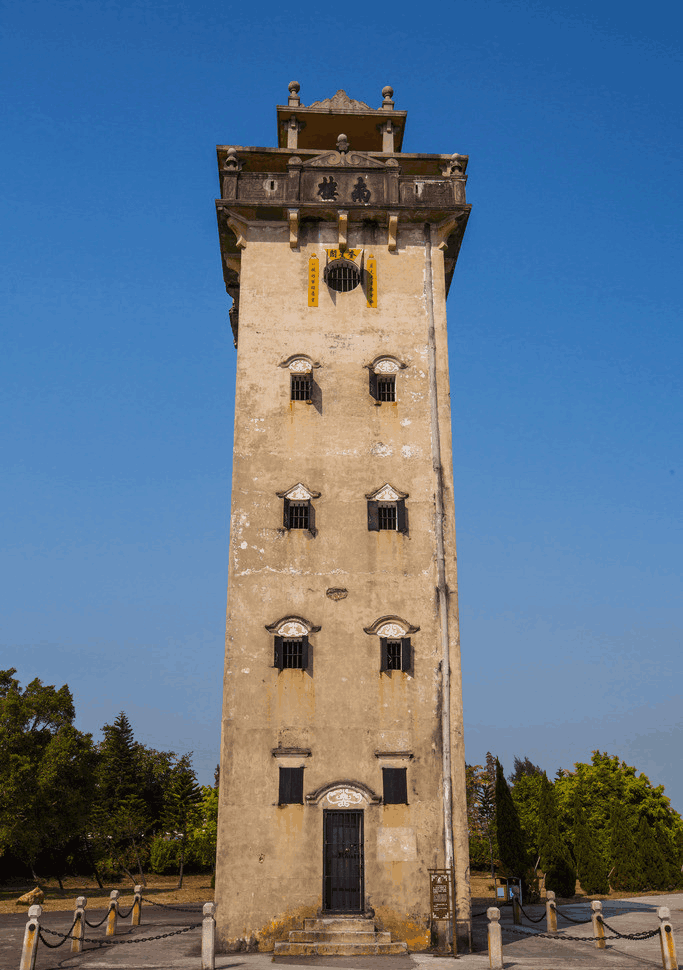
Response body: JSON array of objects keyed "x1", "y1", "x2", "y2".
[
  {"x1": 308, "y1": 254, "x2": 319, "y2": 307},
  {"x1": 366, "y1": 255, "x2": 377, "y2": 308}
]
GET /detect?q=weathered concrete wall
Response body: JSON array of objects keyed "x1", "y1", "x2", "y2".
[{"x1": 215, "y1": 219, "x2": 467, "y2": 950}]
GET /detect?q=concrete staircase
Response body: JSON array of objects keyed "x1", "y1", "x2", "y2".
[{"x1": 273, "y1": 916, "x2": 408, "y2": 956}]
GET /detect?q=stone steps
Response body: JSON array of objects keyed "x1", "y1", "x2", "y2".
[{"x1": 274, "y1": 916, "x2": 408, "y2": 957}]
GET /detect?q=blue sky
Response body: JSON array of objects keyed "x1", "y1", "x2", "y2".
[{"x1": 2, "y1": 0, "x2": 682, "y2": 810}]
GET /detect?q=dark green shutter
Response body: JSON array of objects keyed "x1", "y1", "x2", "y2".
[
  {"x1": 380, "y1": 637, "x2": 389, "y2": 672},
  {"x1": 274, "y1": 635, "x2": 283, "y2": 669},
  {"x1": 283, "y1": 498, "x2": 290, "y2": 529},
  {"x1": 368, "y1": 500, "x2": 379, "y2": 531},
  {"x1": 397, "y1": 499, "x2": 407, "y2": 534},
  {"x1": 301, "y1": 634, "x2": 309, "y2": 669},
  {"x1": 401, "y1": 638, "x2": 412, "y2": 674},
  {"x1": 307, "y1": 501, "x2": 316, "y2": 536},
  {"x1": 369, "y1": 370, "x2": 378, "y2": 400},
  {"x1": 383, "y1": 767, "x2": 407, "y2": 804}
]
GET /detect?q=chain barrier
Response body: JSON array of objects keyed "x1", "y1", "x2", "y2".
[
  {"x1": 500, "y1": 920, "x2": 660, "y2": 943},
  {"x1": 471, "y1": 910, "x2": 489, "y2": 918},
  {"x1": 39, "y1": 921, "x2": 201, "y2": 946},
  {"x1": 598, "y1": 917, "x2": 660, "y2": 941},
  {"x1": 84, "y1": 909, "x2": 110, "y2": 928},
  {"x1": 555, "y1": 906, "x2": 591, "y2": 924},
  {"x1": 35, "y1": 916, "x2": 79, "y2": 949},
  {"x1": 518, "y1": 903, "x2": 546, "y2": 923},
  {"x1": 117, "y1": 903, "x2": 134, "y2": 918},
  {"x1": 141, "y1": 895, "x2": 203, "y2": 913}
]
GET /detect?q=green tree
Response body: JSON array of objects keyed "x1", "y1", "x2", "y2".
[
  {"x1": 495, "y1": 760, "x2": 529, "y2": 889},
  {"x1": 163, "y1": 755, "x2": 202, "y2": 888},
  {"x1": 0, "y1": 669, "x2": 96, "y2": 883},
  {"x1": 609, "y1": 798, "x2": 642, "y2": 891},
  {"x1": 466, "y1": 755, "x2": 497, "y2": 876},
  {"x1": 572, "y1": 782, "x2": 609, "y2": 894},
  {"x1": 538, "y1": 774, "x2": 575, "y2": 897}
]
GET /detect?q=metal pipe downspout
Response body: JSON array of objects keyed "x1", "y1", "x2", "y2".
[{"x1": 424, "y1": 222, "x2": 455, "y2": 946}]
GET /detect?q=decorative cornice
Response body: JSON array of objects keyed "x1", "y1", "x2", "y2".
[
  {"x1": 303, "y1": 150, "x2": 388, "y2": 169},
  {"x1": 374, "y1": 751, "x2": 414, "y2": 760},
  {"x1": 272, "y1": 747, "x2": 312, "y2": 758},
  {"x1": 275, "y1": 482, "x2": 321, "y2": 501}
]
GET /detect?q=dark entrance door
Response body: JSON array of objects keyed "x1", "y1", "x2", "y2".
[{"x1": 323, "y1": 811, "x2": 364, "y2": 912}]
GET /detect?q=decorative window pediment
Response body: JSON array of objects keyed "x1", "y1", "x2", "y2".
[
  {"x1": 279, "y1": 354, "x2": 321, "y2": 373},
  {"x1": 276, "y1": 482, "x2": 320, "y2": 502},
  {"x1": 363, "y1": 615, "x2": 420, "y2": 637},
  {"x1": 305, "y1": 780, "x2": 382, "y2": 806},
  {"x1": 370, "y1": 355, "x2": 406, "y2": 374},
  {"x1": 365, "y1": 483, "x2": 408, "y2": 502},
  {"x1": 265, "y1": 615, "x2": 321, "y2": 637}
]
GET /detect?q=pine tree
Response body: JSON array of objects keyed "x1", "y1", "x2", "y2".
[
  {"x1": 637, "y1": 816, "x2": 668, "y2": 891},
  {"x1": 495, "y1": 760, "x2": 529, "y2": 890},
  {"x1": 538, "y1": 774, "x2": 576, "y2": 897},
  {"x1": 609, "y1": 800, "x2": 642, "y2": 891},
  {"x1": 572, "y1": 784, "x2": 609, "y2": 894},
  {"x1": 163, "y1": 756, "x2": 202, "y2": 889}
]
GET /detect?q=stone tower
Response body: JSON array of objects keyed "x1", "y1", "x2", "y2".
[{"x1": 214, "y1": 84, "x2": 471, "y2": 954}]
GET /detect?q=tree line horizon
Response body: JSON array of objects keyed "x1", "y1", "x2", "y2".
[
  {"x1": 468, "y1": 752, "x2": 683, "y2": 897},
  {"x1": 2, "y1": 669, "x2": 682, "y2": 897}
]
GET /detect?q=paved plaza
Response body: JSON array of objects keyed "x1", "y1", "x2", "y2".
[{"x1": 1, "y1": 895, "x2": 680, "y2": 970}]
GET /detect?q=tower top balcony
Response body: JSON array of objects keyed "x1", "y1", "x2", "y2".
[{"x1": 276, "y1": 83, "x2": 407, "y2": 153}]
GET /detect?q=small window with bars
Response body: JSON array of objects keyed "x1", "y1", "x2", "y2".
[
  {"x1": 369, "y1": 370, "x2": 397, "y2": 403},
  {"x1": 324, "y1": 259, "x2": 361, "y2": 293},
  {"x1": 274, "y1": 634, "x2": 309, "y2": 670},
  {"x1": 380, "y1": 637, "x2": 412, "y2": 674},
  {"x1": 279, "y1": 766, "x2": 304, "y2": 804},
  {"x1": 283, "y1": 497, "x2": 315, "y2": 534},
  {"x1": 367, "y1": 498, "x2": 407, "y2": 533},
  {"x1": 291, "y1": 374, "x2": 312, "y2": 401},
  {"x1": 382, "y1": 767, "x2": 408, "y2": 804}
]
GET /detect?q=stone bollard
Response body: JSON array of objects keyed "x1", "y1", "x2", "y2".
[
  {"x1": 487, "y1": 907, "x2": 503, "y2": 970},
  {"x1": 591, "y1": 899, "x2": 605, "y2": 949},
  {"x1": 131, "y1": 885, "x2": 143, "y2": 926},
  {"x1": 202, "y1": 902, "x2": 216, "y2": 970},
  {"x1": 511, "y1": 894, "x2": 521, "y2": 925},
  {"x1": 545, "y1": 890, "x2": 557, "y2": 933},
  {"x1": 71, "y1": 896, "x2": 87, "y2": 953},
  {"x1": 106, "y1": 889, "x2": 120, "y2": 937},
  {"x1": 658, "y1": 906, "x2": 678, "y2": 970},
  {"x1": 20, "y1": 904, "x2": 42, "y2": 970}
]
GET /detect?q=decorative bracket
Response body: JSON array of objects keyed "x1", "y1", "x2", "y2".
[
  {"x1": 388, "y1": 213, "x2": 398, "y2": 252},
  {"x1": 338, "y1": 210, "x2": 348, "y2": 250},
  {"x1": 226, "y1": 213, "x2": 248, "y2": 250},
  {"x1": 288, "y1": 208, "x2": 299, "y2": 249}
]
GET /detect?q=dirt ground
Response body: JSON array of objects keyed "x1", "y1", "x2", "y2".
[
  {"x1": 0, "y1": 873, "x2": 214, "y2": 915},
  {"x1": 3, "y1": 870, "x2": 679, "y2": 916}
]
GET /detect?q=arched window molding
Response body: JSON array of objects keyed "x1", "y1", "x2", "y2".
[
  {"x1": 276, "y1": 483, "x2": 320, "y2": 534},
  {"x1": 265, "y1": 615, "x2": 320, "y2": 672},
  {"x1": 365, "y1": 484, "x2": 409, "y2": 533},
  {"x1": 364, "y1": 615, "x2": 419, "y2": 676}
]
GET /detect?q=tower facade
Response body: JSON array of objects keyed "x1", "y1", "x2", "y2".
[{"x1": 214, "y1": 84, "x2": 471, "y2": 952}]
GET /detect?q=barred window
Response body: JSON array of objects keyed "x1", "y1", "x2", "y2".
[
  {"x1": 291, "y1": 375, "x2": 311, "y2": 401},
  {"x1": 378, "y1": 503, "x2": 397, "y2": 531},
  {"x1": 377, "y1": 375, "x2": 396, "y2": 402},
  {"x1": 288, "y1": 502, "x2": 310, "y2": 530},
  {"x1": 279, "y1": 766, "x2": 304, "y2": 805},
  {"x1": 274, "y1": 634, "x2": 309, "y2": 670},
  {"x1": 380, "y1": 637, "x2": 412, "y2": 674},
  {"x1": 324, "y1": 259, "x2": 361, "y2": 293},
  {"x1": 382, "y1": 767, "x2": 408, "y2": 805}
]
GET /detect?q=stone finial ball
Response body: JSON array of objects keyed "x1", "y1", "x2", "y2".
[
  {"x1": 382, "y1": 85, "x2": 394, "y2": 99},
  {"x1": 288, "y1": 81, "x2": 301, "y2": 94}
]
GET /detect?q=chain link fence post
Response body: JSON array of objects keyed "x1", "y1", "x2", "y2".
[
  {"x1": 106, "y1": 889, "x2": 120, "y2": 937},
  {"x1": 19, "y1": 904, "x2": 42, "y2": 970},
  {"x1": 658, "y1": 906, "x2": 678, "y2": 970},
  {"x1": 71, "y1": 896, "x2": 86, "y2": 953},
  {"x1": 545, "y1": 891, "x2": 557, "y2": 933},
  {"x1": 590, "y1": 900, "x2": 605, "y2": 949},
  {"x1": 202, "y1": 902, "x2": 216, "y2": 970},
  {"x1": 487, "y1": 907, "x2": 503, "y2": 969},
  {"x1": 132, "y1": 885, "x2": 143, "y2": 925}
]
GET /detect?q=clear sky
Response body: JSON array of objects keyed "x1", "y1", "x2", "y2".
[{"x1": 2, "y1": 0, "x2": 682, "y2": 810}]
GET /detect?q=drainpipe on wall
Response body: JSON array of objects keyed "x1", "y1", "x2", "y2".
[{"x1": 423, "y1": 222, "x2": 456, "y2": 951}]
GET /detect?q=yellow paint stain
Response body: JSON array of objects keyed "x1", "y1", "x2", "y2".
[
  {"x1": 253, "y1": 904, "x2": 318, "y2": 951},
  {"x1": 374, "y1": 906, "x2": 430, "y2": 951}
]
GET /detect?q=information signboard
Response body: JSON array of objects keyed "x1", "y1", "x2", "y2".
[{"x1": 428, "y1": 869, "x2": 454, "y2": 920}]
